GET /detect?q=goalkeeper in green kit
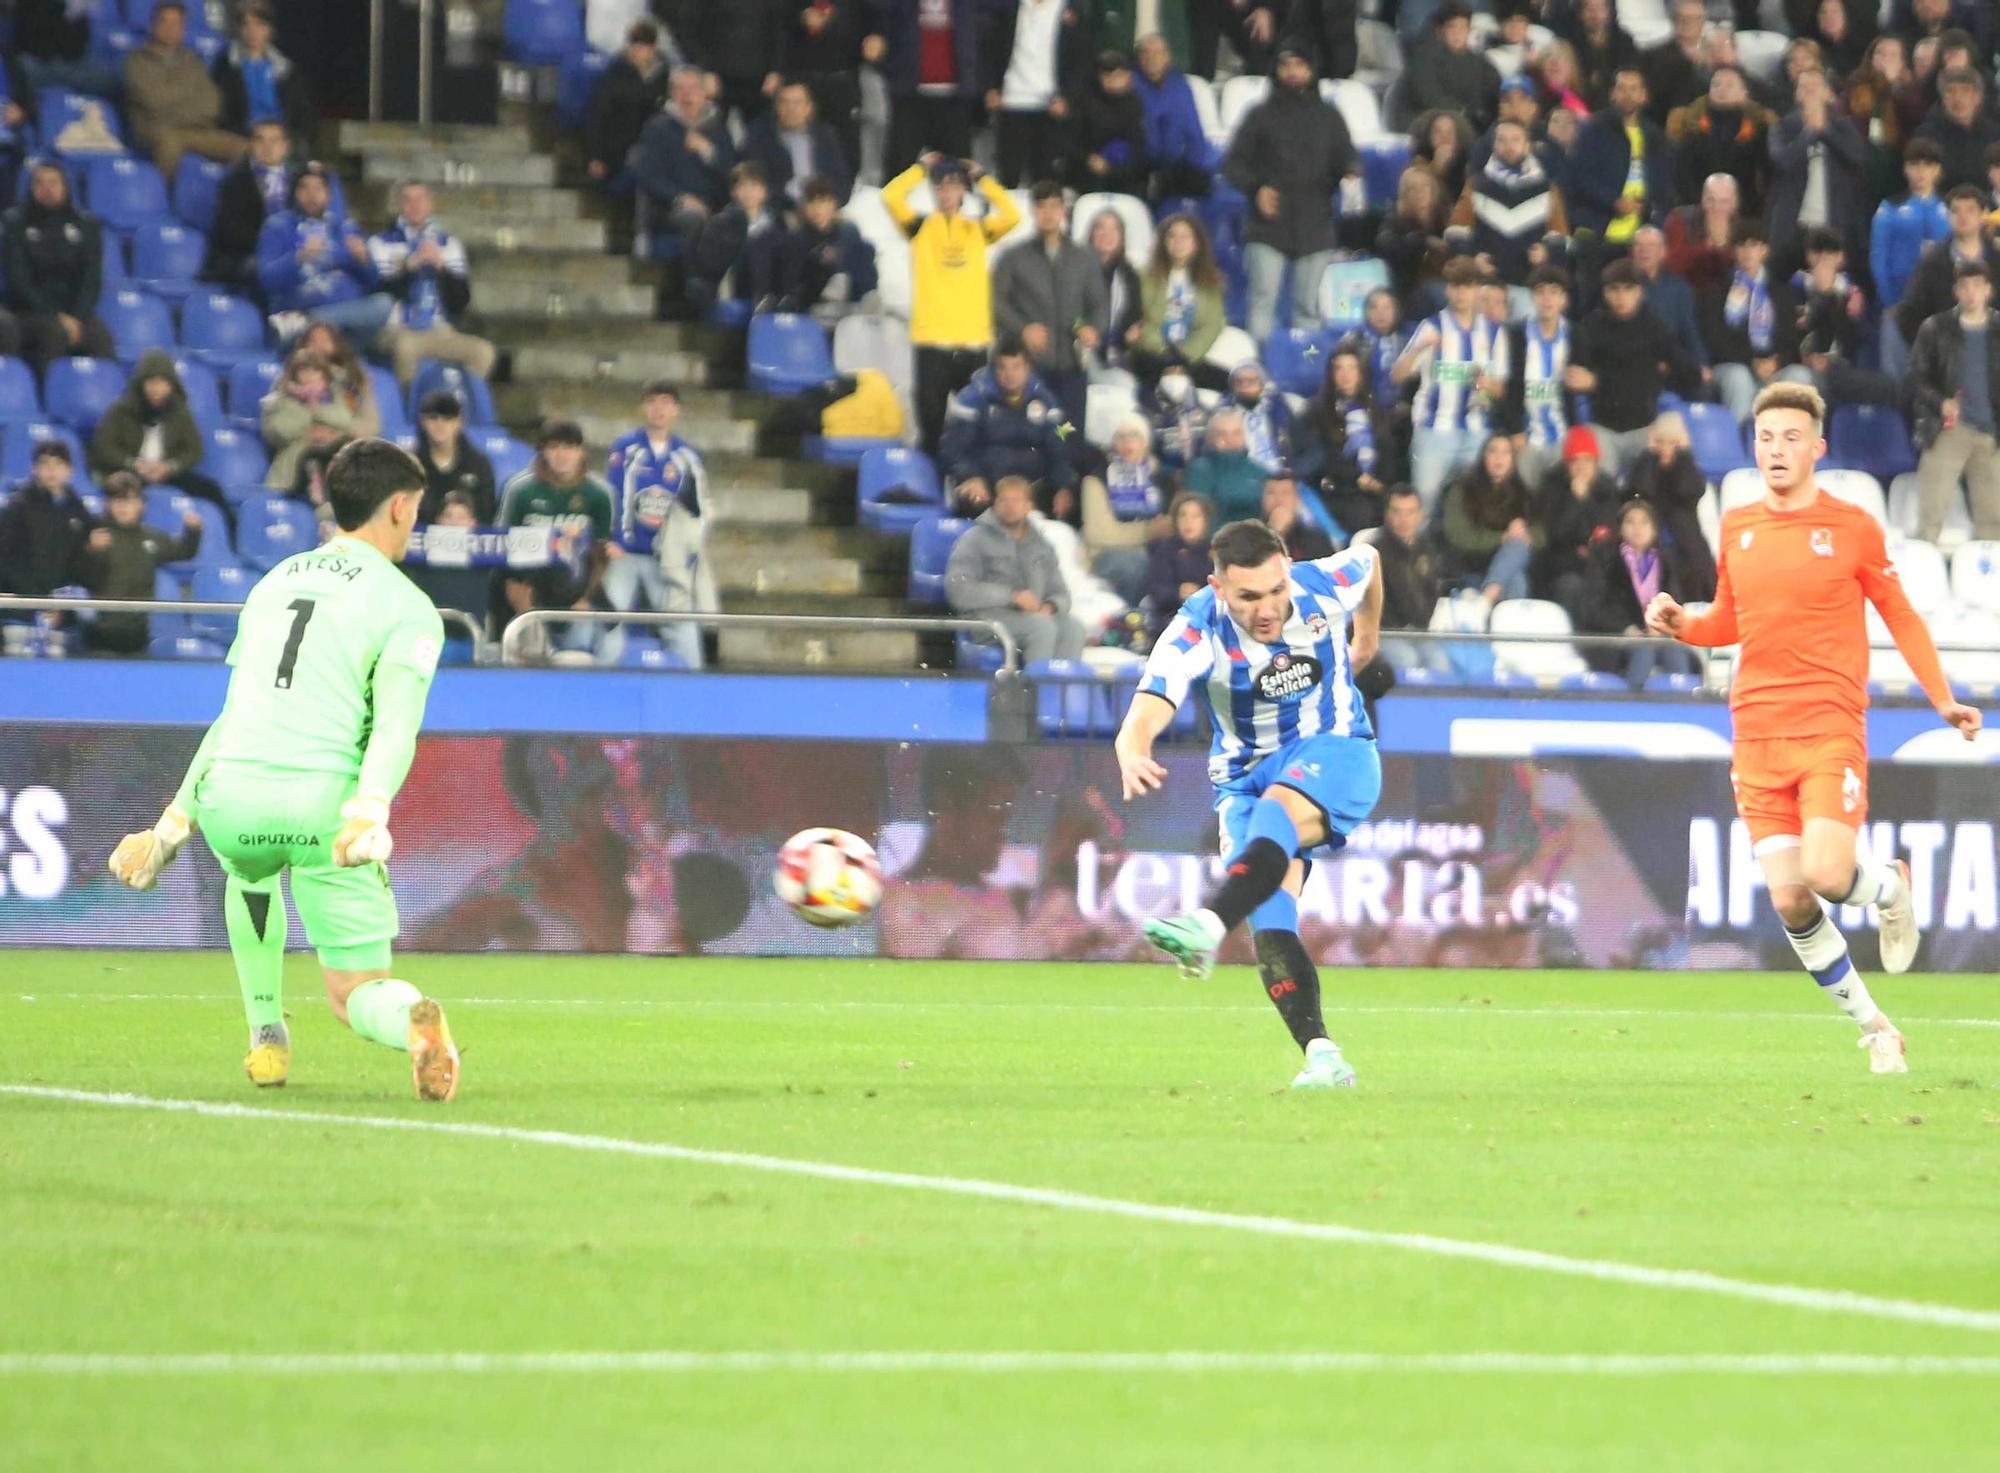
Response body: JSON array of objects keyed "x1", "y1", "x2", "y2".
[{"x1": 109, "y1": 440, "x2": 460, "y2": 1101}]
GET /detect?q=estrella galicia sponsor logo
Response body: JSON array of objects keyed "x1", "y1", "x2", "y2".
[
  {"x1": 1252, "y1": 651, "x2": 1323, "y2": 702},
  {"x1": 238, "y1": 833, "x2": 323, "y2": 848}
]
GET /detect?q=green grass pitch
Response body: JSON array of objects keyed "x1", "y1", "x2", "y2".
[{"x1": 3, "y1": 949, "x2": 1999, "y2": 1471}]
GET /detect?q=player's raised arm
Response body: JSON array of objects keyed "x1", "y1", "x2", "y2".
[
  {"x1": 1114, "y1": 690, "x2": 1174, "y2": 800},
  {"x1": 1859, "y1": 519, "x2": 1984, "y2": 740}
]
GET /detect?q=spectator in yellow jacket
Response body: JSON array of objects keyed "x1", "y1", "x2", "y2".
[{"x1": 882, "y1": 153, "x2": 1022, "y2": 456}]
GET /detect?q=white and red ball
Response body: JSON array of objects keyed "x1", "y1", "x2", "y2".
[{"x1": 774, "y1": 827, "x2": 883, "y2": 928}]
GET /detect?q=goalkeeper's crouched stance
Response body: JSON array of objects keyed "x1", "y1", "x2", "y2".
[{"x1": 109, "y1": 439, "x2": 459, "y2": 1101}]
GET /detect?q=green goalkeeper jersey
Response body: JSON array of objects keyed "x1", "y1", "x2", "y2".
[{"x1": 178, "y1": 536, "x2": 445, "y2": 809}]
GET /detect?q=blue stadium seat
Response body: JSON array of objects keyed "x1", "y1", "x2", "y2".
[
  {"x1": 907, "y1": 514, "x2": 968, "y2": 606},
  {"x1": 556, "y1": 50, "x2": 611, "y2": 131},
  {"x1": 42, "y1": 356, "x2": 125, "y2": 434},
  {"x1": 131, "y1": 222, "x2": 208, "y2": 301},
  {"x1": 85, "y1": 155, "x2": 168, "y2": 234},
  {"x1": 407, "y1": 359, "x2": 495, "y2": 425},
  {"x1": 1360, "y1": 137, "x2": 1414, "y2": 211},
  {"x1": 1827, "y1": 403, "x2": 1918, "y2": 483},
  {"x1": 99, "y1": 232, "x2": 128, "y2": 287},
  {"x1": 955, "y1": 629, "x2": 1006, "y2": 671},
  {"x1": 149, "y1": 567, "x2": 193, "y2": 641},
  {"x1": 2, "y1": 421, "x2": 93, "y2": 486},
  {"x1": 147, "y1": 634, "x2": 227, "y2": 659},
  {"x1": 235, "y1": 495, "x2": 319, "y2": 570},
  {"x1": 618, "y1": 636, "x2": 691, "y2": 670},
  {"x1": 225, "y1": 357, "x2": 283, "y2": 429},
  {"x1": 707, "y1": 299, "x2": 754, "y2": 330},
  {"x1": 168, "y1": 356, "x2": 224, "y2": 436},
  {"x1": 202, "y1": 426, "x2": 270, "y2": 488},
  {"x1": 366, "y1": 365, "x2": 413, "y2": 439},
  {"x1": 188, "y1": 564, "x2": 254, "y2": 643},
  {"x1": 1262, "y1": 327, "x2": 1335, "y2": 396},
  {"x1": 89, "y1": 23, "x2": 141, "y2": 68},
  {"x1": 178, "y1": 291, "x2": 268, "y2": 370},
  {"x1": 0, "y1": 357, "x2": 46, "y2": 425},
  {"x1": 33, "y1": 87, "x2": 129, "y2": 159},
  {"x1": 473, "y1": 428, "x2": 533, "y2": 489},
  {"x1": 172, "y1": 155, "x2": 228, "y2": 232},
  {"x1": 1557, "y1": 671, "x2": 1630, "y2": 692},
  {"x1": 503, "y1": 0, "x2": 586, "y2": 63},
  {"x1": 858, "y1": 446, "x2": 942, "y2": 532},
  {"x1": 802, "y1": 434, "x2": 899, "y2": 466},
  {"x1": 747, "y1": 313, "x2": 836, "y2": 395},
  {"x1": 123, "y1": 0, "x2": 218, "y2": 33},
  {"x1": 141, "y1": 487, "x2": 229, "y2": 572},
  {"x1": 1684, "y1": 401, "x2": 1752, "y2": 482},
  {"x1": 98, "y1": 289, "x2": 175, "y2": 364},
  {"x1": 1645, "y1": 672, "x2": 1704, "y2": 694}
]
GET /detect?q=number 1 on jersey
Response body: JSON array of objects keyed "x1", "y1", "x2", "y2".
[{"x1": 275, "y1": 598, "x2": 316, "y2": 689}]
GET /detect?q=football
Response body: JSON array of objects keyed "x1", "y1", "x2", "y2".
[{"x1": 774, "y1": 827, "x2": 883, "y2": 928}]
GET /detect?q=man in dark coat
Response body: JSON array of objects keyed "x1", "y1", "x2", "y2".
[
  {"x1": 0, "y1": 160, "x2": 114, "y2": 371},
  {"x1": 740, "y1": 81, "x2": 854, "y2": 206},
  {"x1": 1403, "y1": 3, "x2": 1500, "y2": 134},
  {"x1": 779, "y1": 0, "x2": 866, "y2": 171},
  {"x1": 677, "y1": 0, "x2": 787, "y2": 131},
  {"x1": 1764, "y1": 67, "x2": 1867, "y2": 270},
  {"x1": 0, "y1": 441, "x2": 97, "y2": 603},
  {"x1": 203, "y1": 118, "x2": 296, "y2": 291},
  {"x1": 1912, "y1": 66, "x2": 2000, "y2": 193},
  {"x1": 585, "y1": 21, "x2": 670, "y2": 187},
  {"x1": 863, "y1": 0, "x2": 987, "y2": 169},
  {"x1": 1221, "y1": 46, "x2": 1356, "y2": 340},
  {"x1": 1280, "y1": 0, "x2": 1358, "y2": 80}
]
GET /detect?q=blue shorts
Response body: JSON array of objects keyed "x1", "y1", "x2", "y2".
[{"x1": 1214, "y1": 735, "x2": 1383, "y2": 861}]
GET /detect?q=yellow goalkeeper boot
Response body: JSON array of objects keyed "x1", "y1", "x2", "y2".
[
  {"x1": 243, "y1": 1026, "x2": 291, "y2": 1088},
  {"x1": 408, "y1": 999, "x2": 460, "y2": 1103}
]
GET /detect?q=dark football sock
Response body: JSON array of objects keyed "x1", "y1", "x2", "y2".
[
  {"x1": 1254, "y1": 928, "x2": 1327, "y2": 1051},
  {"x1": 1208, "y1": 838, "x2": 1291, "y2": 932}
]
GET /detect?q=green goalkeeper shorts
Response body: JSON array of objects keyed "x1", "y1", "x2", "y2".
[{"x1": 192, "y1": 771, "x2": 400, "y2": 971}]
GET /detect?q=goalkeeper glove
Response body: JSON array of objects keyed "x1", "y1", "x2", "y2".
[
  {"x1": 332, "y1": 797, "x2": 394, "y2": 867},
  {"x1": 108, "y1": 806, "x2": 193, "y2": 891}
]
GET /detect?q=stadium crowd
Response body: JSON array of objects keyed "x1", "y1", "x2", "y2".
[{"x1": 6, "y1": 0, "x2": 2000, "y2": 682}]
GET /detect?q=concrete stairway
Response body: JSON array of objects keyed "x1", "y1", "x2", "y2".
[{"x1": 329, "y1": 116, "x2": 921, "y2": 671}]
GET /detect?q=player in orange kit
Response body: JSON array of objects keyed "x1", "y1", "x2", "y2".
[{"x1": 1647, "y1": 382, "x2": 1982, "y2": 1073}]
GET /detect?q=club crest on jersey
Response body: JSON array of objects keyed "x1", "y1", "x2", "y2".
[
  {"x1": 1253, "y1": 651, "x2": 1323, "y2": 702},
  {"x1": 1811, "y1": 528, "x2": 1834, "y2": 557},
  {"x1": 1304, "y1": 612, "x2": 1330, "y2": 638}
]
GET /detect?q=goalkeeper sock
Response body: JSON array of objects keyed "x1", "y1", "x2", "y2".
[
  {"x1": 1207, "y1": 802, "x2": 1300, "y2": 931},
  {"x1": 1839, "y1": 862, "x2": 1902, "y2": 910},
  {"x1": 344, "y1": 978, "x2": 423, "y2": 1051},
  {"x1": 1784, "y1": 912, "x2": 1880, "y2": 1026},
  {"x1": 223, "y1": 878, "x2": 286, "y2": 1041},
  {"x1": 1254, "y1": 926, "x2": 1327, "y2": 1052}
]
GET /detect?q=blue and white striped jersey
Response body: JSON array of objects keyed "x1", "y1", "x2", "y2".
[
  {"x1": 1412, "y1": 310, "x2": 1509, "y2": 435},
  {"x1": 1518, "y1": 318, "x2": 1570, "y2": 448},
  {"x1": 1137, "y1": 546, "x2": 1378, "y2": 784}
]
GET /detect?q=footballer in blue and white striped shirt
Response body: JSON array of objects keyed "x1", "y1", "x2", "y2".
[{"x1": 1114, "y1": 519, "x2": 1384, "y2": 1089}]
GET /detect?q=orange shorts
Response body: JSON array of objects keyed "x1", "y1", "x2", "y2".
[{"x1": 1729, "y1": 730, "x2": 1870, "y2": 848}]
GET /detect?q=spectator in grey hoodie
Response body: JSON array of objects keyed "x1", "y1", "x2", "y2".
[
  {"x1": 945, "y1": 474, "x2": 1085, "y2": 664},
  {"x1": 991, "y1": 182, "x2": 1107, "y2": 429}
]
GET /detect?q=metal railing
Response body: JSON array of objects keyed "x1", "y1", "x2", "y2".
[
  {"x1": 367, "y1": 0, "x2": 439, "y2": 124},
  {"x1": 0, "y1": 597, "x2": 490, "y2": 660},
  {"x1": 500, "y1": 610, "x2": 1022, "y2": 673}
]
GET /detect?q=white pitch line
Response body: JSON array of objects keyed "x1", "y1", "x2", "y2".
[
  {"x1": 13, "y1": 993, "x2": 2000, "y2": 1029},
  {"x1": 7, "y1": 1084, "x2": 2000, "y2": 1336},
  {"x1": 4, "y1": 1350, "x2": 2000, "y2": 1378}
]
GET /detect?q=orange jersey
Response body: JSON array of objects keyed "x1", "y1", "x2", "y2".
[{"x1": 1677, "y1": 491, "x2": 1951, "y2": 742}]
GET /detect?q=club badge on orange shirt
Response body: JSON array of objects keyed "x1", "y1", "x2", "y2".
[{"x1": 1811, "y1": 528, "x2": 1834, "y2": 558}]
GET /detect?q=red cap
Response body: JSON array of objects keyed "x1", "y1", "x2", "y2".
[{"x1": 1562, "y1": 425, "x2": 1601, "y2": 463}]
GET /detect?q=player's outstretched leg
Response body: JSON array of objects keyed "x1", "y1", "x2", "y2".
[
  {"x1": 1145, "y1": 796, "x2": 1301, "y2": 980},
  {"x1": 224, "y1": 875, "x2": 290, "y2": 1088},
  {"x1": 332, "y1": 973, "x2": 461, "y2": 1102},
  {"x1": 1252, "y1": 889, "x2": 1354, "y2": 1089},
  {"x1": 1762, "y1": 827, "x2": 1907, "y2": 1073}
]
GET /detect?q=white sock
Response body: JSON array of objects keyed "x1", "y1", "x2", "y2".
[
  {"x1": 1840, "y1": 862, "x2": 1903, "y2": 910},
  {"x1": 1193, "y1": 908, "x2": 1226, "y2": 945},
  {"x1": 1305, "y1": 1037, "x2": 1339, "y2": 1058},
  {"x1": 1784, "y1": 913, "x2": 1880, "y2": 1026}
]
